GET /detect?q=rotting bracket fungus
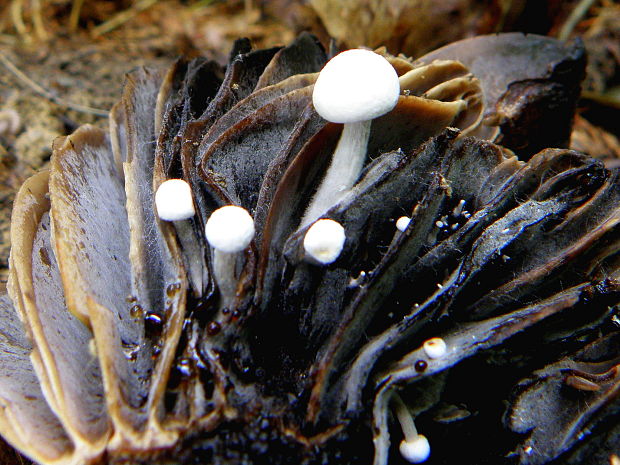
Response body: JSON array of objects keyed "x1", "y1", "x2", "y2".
[{"x1": 0, "y1": 32, "x2": 618, "y2": 465}]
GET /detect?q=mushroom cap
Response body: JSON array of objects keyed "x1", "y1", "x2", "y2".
[
  {"x1": 155, "y1": 179, "x2": 195, "y2": 221},
  {"x1": 399, "y1": 435, "x2": 431, "y2": 463},
  {"x1": 205, "y1": 205, "x2": 255, "y2": 253},
  {"x1": 312, "y1": 49, "x2": 400, "y2": 124},
  {"x1": 396, "y1": 216, "x2": 411, "y2": 232},
  {"x1": 303, "y1": 218, "x2": 346, "y2": 265},
  {"x1": 423, "y1": 337, "x2": 447, "y2": 359}
]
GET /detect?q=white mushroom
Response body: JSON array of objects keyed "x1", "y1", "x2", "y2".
[
  {"x1": 302, "y1": 49, "x2": 400, "y2": 225},
  {"x1": 393, "y1": 393, "x2": 431, "y2": 464},
  {"x1": 400, "y1": 435, "x2": 431, "y2": 464},
  {"x1": 396, "y1": 216, "x2": 411, "y2": 232},
  {"x1": 423, "y1": 337, "x2": 447, "y2": 359},
  {"x1": 155, "y1": 179, "x2": 196, "y2": 221},
  {"x1": 303, "y1": 218, "x2": 346, "y2": 265},
  {"x1": 205, "y1": 205, "x2": 255, "y2": 302}
]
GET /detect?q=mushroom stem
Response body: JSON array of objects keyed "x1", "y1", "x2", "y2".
[
  {"x1": 173, "y1": 220, "x2": 204, "y2": 295},
  {"x1": 393, "y1": 393, "x2": 418, "y2": 440},
  {"x1": 213, "y1": 250, "x2": 237, "y2": 303},
  {"x1": 302, "y1": 119, "x2": 371, "y2": 226}
]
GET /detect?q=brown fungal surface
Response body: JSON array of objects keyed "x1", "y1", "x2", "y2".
[{"x1": 0, "y1": 33, "x2": 618, "y2": 465}]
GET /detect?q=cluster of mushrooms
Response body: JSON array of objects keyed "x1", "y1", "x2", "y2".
[{"x1": 0, "y1": 33, "x2": 619, "y2": 465}]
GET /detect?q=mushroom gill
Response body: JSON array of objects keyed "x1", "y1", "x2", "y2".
[{"x1": 0, "y1": 33, "x2": 618, "y2": 465}]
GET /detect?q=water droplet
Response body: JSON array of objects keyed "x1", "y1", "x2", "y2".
[
  {"x1": 130, "y1": 304, "x2": 143, "y2": 318},
  {"x1": 414, "y1": 360, "x2": 427, "y2": 372},
  {"x1": 207, "y1": 321, "x2": 221, "y2": 336},
  {"x1": 166, "y1": 282, "x2": 182, "y2": 297},
  {"x1": 176, "y1": 358, "x2": 192, "y2": 378},
  {"x1": 145, "y1": 312, "x2": 164, "y2": 336}
]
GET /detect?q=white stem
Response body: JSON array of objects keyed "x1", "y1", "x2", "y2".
[
  {"x1": 302, "y1": 119, "x2": 371, "y2": 226},
  {"x1": 173, "y1": 219, "x2": 203, "y2": 295},
  {"x1": 393, "y1": 393, "x2": 418, "y2": 440},
  {"x1": 213, "y1": 250, "x2": 237, "y2": 303}
]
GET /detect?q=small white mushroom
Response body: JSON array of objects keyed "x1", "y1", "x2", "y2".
[
  {"x1": 396, "y1": 216, "x2": 411, "y2": 232},
  {"x1": 303, "y1": 218, "x2": 346, "y2": 265},
  {"x1": 155, "y1": 179, "x2": 196, "y2": 221},
  {"x1": 393, "y1": 393, "x2": 431, "y2": 464},
  {"x1": 400, "y1": 435, "x2": 431, "y2": 464},
  {"x1": 423, "y1": 337, "x2": 447, "y2": 359},
  {"x1": 205, "y1": 205, "x2": 255, "y2": 302},
  {"x1": 302, "y1": 49, "x2": 400, "y2": 225}
]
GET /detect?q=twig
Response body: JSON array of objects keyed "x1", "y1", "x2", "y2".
[
  {"x1": 558, "y1": 0, "x2": 599, "y2": 41},
  {"x1": 91, "y1": 0, "x2": 158, "y2": 38},
  {"x1": 10, "y1": 0, "x2": 28, "y2": 38},
  {"x1": 69, "y1": 0, "x2": 85, "y2": 32},
  {"x1": 581, "y1": 89, "x2": 620, "y2": 110},
  {"x1": 0, "y1": 51, "x2": 109, "y2": 117},
  {"x1": 31, "y1": 0, "x2": 48, "y2": 41}
]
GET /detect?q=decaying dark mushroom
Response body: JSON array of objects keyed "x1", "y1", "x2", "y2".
[{"x1": 0, "y1": 32, "x2": 618, "y2": 465}]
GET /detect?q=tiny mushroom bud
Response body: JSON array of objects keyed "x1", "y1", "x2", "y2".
[
  {"x1": 302, "y1": 49, "x2": 400, "y2": 225},
  {"x1": 423, "y1": 337, "x2": 447, "y2": 359},
  {"x1": 155, "y1": 179, "x2": 195, "y2": 221},
  {"x1": 396, "y1": 216, "x2": 411, "y2": 232},
  {"x1": 205, "y1": 205, "x2": 255, "y2": 302},
  {"x1": 303, "y1": 218, "x2": 346, "y2": 265}
]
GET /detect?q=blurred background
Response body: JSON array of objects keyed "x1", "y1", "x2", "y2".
[{"x1": 0, "y1": 1, "x2": 619, "y2": 462}]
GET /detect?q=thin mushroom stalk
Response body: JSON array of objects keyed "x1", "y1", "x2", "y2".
[
  {"x1": 302, "y1": 120, "x2": 371, "y2": 224},
  {"x1": 212, "y1": 249, "x2": 238, "y2": 301}
]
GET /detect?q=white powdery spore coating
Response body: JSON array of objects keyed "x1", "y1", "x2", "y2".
[
  {"x1": 423, "y1": 337, "x2": 447, "y2": 359},
  {"x1": 304, "y1": 219, "x2": 346, "y2": 265},
  {"x1": 396, "y1": 216, "x2": 411, "y2": 232},
  {"x1": 205, "y1": 205, "x2": 255, "y2": 253},
  {"x1": 400, "y1": 435, "x2": 431, "y2": 463},
  {"x1": 312, "y1": 49, "x2": 400, "y2": 124},
  {"x1": 155, "y1": 179, "x2": 195, "y2": 221}
]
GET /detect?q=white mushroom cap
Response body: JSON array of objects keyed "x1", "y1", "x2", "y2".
[
  {"x1": 205, "y1": 205, "x2": 255, "y2": 254},
  {"x1": 423, "y1": 337, "x2": 447, "y2": 359},
  {"x1": 399, "y1": 435, "x2": 431, "y2": 463},
  {"x1": 312, "y1": 49, "x2": 400, "y2": 124},
  {"x1": 396, "y1": 216, "x2": 411, "y2": 232},
  {"x1": 303, "y1": 219, "x2": 346, "y2": 265},
  {"x1": 155, "y1": 179, "x2": 195, "y2": 221}
]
